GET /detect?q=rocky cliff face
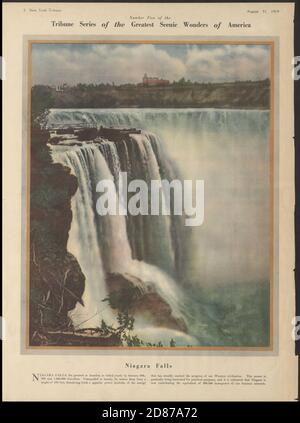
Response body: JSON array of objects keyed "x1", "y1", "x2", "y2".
[{"x1": 30, "y1": 128, "x2": 85, "y2": 344}]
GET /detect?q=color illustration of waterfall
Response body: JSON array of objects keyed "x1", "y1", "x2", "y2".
[{"x1": 50, "y1": 108, "x2": 270, "y2": 347}]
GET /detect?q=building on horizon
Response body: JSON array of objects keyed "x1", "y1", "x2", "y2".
[{"x1": 142, "y1": 73, "x2": 170, "y2": 87}]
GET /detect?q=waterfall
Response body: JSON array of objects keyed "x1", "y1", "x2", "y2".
[
  {"x1": 52, "y1": 141, "x2": 183, "y2": 334},
  {"x1": 47, "y1": 107, "x2": 269, "y2": 137},
  {"x1": 96, "y1": 134, "x2": 178, "y2": 275},
  {"x1": 48, "y1": 107, "x2": 269, "y2": 285},
  {"x1": 51, "y1": 145, "x2": 115, "y2": 328},
  {"x1": 49, "y1": 107, "x2": 270, "y2": 346}
]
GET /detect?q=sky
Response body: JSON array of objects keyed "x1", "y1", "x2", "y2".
[{"x1": 32, "y1": 43, "x2": 270, "y2": 86}]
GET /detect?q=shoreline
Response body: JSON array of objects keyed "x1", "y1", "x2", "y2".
[{"x1": 48, "y1": 106, "x2": 270, "y2": 111}]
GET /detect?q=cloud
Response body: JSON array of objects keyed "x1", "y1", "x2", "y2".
[
  {"x1": 32, "y1": 44, "x2": 270, "y2": 85},
  {"x1": 184, "y1": 45, "x2": 270, "y2": 82}
]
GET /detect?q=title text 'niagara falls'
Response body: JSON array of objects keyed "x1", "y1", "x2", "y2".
[{"x1": 95, "y1": 172, "x2": 204, "y2": 227}]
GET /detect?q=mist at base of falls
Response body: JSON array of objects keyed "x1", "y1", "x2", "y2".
[{"x1": 50, "y1": 108, "x2": 270, "y2": 347}]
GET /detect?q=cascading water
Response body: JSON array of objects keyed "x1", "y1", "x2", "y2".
[
  {"x1": 47, "y1": 107, "x2": 269, "y2": 137},
  {"x1": 50, "y1": 108, "x2": 270, "y2": 346},
  {"x1": 52, "y1": 139, "x2": 188, "y2": 343},
  {"x1": 51, "y1": 145, "x2": 117, "y2": 328}
]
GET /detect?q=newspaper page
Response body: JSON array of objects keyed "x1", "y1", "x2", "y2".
[{"x1": 2, "y1": 2, "x2": 298, "y2": 401}]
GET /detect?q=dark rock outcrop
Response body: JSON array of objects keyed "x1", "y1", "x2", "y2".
[
  {"x1": 30, "y1": 128, "x2": 85, "y2": 343},
  {"x1": 32, "y1": 330, "x2": 122, "y2": 347},
  {"x1": 106, "y1": 272, "x2": 187, "y2": 333}
]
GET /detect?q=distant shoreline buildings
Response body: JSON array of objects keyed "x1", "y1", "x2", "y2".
[{"x1": 52, "y1": 83, "x2": 68, "y2": 92}]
